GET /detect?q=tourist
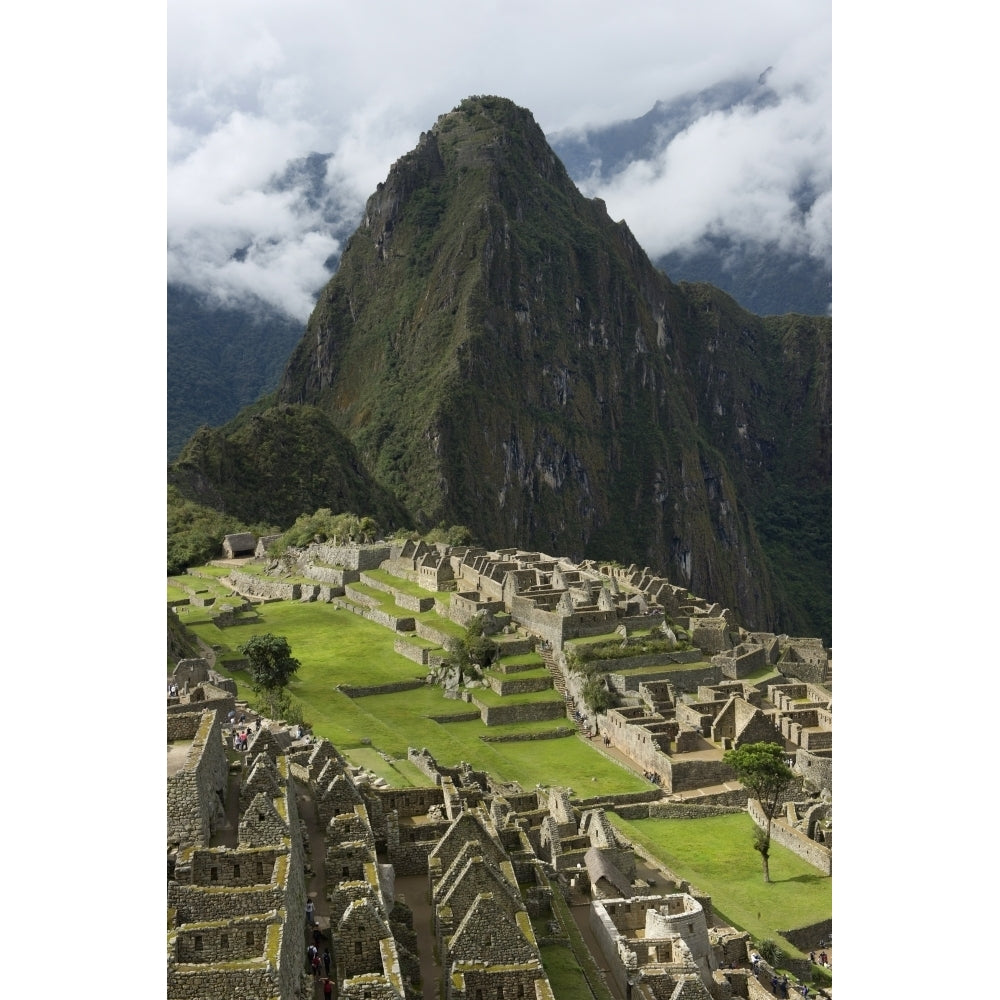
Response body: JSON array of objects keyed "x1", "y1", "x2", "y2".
[
  {"x1": 322, "y1": 977, "x2": 333, "y2": 997},
  {"x1": 306, "y1": 898, "x2": 315, "y2": 925},
  {"x1": 312, "y1": 926, "x2": 323, "y2": 949},
  {"x1": 771, "y1": 975, "x2": 779, "y2": 994},
  {"x1": 819, "y1": 951, "x2": 828, "y2": 967},
  {"x1": 311, "y1": 953, "x2": 321, "y2": 977},
  {"x1": 306, "y1": 943, "x2": 317, "y2": 971},
  {"x1": 809, "y1": 951, "x2": 815, "y2": 964},
  {"x1": 323, "y1": 948, "x2": 331, "y2": 975}
]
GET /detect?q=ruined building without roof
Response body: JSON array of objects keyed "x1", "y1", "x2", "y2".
[{"x1": 168, "y1": 541, "x2": 832, "y2": 997}]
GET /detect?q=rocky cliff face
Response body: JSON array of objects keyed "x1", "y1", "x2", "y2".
[{"x1": 190, "y1": 96, "x2": 830, "y2": 638}]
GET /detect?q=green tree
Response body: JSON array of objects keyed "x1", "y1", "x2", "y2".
[
  {"x1": 238, "y1": 633, "x2": 301, "y2": 717},
  {"x1": 723, "y1": 741, "x2": 794, "y2": 883},
  {"x1": 446, "y1": 617, "x2": 498, "y2": 683},
  {"x1": 581, "y1": 674, "x2": 614, "y2": 714}
]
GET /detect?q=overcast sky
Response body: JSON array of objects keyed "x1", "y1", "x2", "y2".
[{"x1": 168, "y1": 0, "x2": 831, "y2": 320}]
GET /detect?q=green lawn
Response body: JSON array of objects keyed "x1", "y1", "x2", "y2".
[
  {"x1": 174, "y1": 595, "x2": 645, "y2": 799},
  {"x1": 609, "y1": 813, "x2": 831, "y2": 958},
  {"x1": 361, "y1": 568, "x2": 453, "y2": 601}
]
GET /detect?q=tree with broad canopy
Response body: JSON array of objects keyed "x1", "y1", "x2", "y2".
[{"x1": 238, "y1": 633, "x2": 301, "y2": 717}]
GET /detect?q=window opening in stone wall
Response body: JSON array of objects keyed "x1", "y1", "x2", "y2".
[
  {"x1": 194, "y1": 935, "x2": 203, "y2": 950},
  {"x1": 210, "y1": 867, "x2": 218, "y2": 881},
  {"x1": 220, "y1": 934, "x2": 228, "y2": 949},
  {"x1": 257, "y1": 861, "x2": 264, "y2": 877},
  {"x1": 246, "y1": 931, "x2": 254, "y2": 946},
  {"x1": 233, "y1": 863, "x2": 240, "y2": 878},
  {"x1": 688, "y1": 923, "x2": 693, "y2": 933},
  {"x1": 343, "y1": 866, "x2": 350, "y2": 876},
  {"x1": 355, "y1": 940, "x2": 363, "y2": 954},
  {"x1": 518, "y1": 987, "x2": 525, "y2": 998}
]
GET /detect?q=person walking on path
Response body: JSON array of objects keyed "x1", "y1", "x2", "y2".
[
  {"x1": 322, "y1": 949, "x2": 331, "y2": 976},
  {"x1": 306, "y1": 898, "x2": 315, "y2": 926},
  {"x1": 322, "y1": 977, "x2": 333, "y2": 997}
]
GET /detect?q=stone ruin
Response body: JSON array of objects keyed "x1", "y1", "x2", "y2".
[{"x1": 169, "y1": 539, "x2": 833, "y2": 996}]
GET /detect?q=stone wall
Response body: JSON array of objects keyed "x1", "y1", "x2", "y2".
[
  {"x1": 474, "y1": 698, "x2": 567, "y2": 727},
  {"x1": 300, "y1": 562, "x2": 357, "y2": 586},
  {"x1": 487, "y1": 674, "x2": 554, "y2": 696},
  {"x1": 606, "y1": 660, "x2": 719, "y2": 696},
  {"x1": 312, "y1": 542, "x2": 391, "y2": 570},
  {"x1": 795, "y1": 748, "x2": 833, "y2": 792},
  {"x1": 335, "y1": 596, "x2": 415, "y2": 632},
  {"x1": 227, "y1": 569, "x2": 302, "y2": 601},
  {"x1": 747, "y1": 798, "x2": 832, "y2": 875},
  {"x1": 168, "y1": 710, "x2": 228, "y2": 849},
  {"x1": 413, "y1": 620, "x2": 456, "y2": 646},
  {"x1": 339, "y1": 679, "x2": 426, "y2": 698},
  {"x1": 359, "y1": 572, "x2": 436, "y2": 612}
]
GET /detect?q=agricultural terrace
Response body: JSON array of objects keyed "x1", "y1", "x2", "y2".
[
  {"x1": 168, "y1": 578, "x2": 649, "y2": 796},
  {"x1": 609, "y1": 813, "x2": 832, "y2": 961},
  {"x1": 168, "y1": 564, "x2": 831, "y2": 958}
]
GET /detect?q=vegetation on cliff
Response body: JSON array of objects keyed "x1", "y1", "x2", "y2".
[{"x1": 169, "y1": 96, "x2": 831, "y2": 641}]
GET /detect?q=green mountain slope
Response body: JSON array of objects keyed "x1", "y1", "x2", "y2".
[{"x1": 172, "y1": 96, "x2": 830, "y2": 641}]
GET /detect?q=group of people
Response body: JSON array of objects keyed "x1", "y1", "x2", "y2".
[
  {"x1": 643, "y1": 770, "x2": 661, "y2": 785},
  {"x1": 306, "y1": 901, "x2": 333, "y2": 995},
  {"x1": 768, "y1": 973, "x2": 795, "y2": 997},
  {"x1": 809, "y1": 950, "x2": 830, "y2": 968},
  {"x1": 750, "y1": 949, "x2": 824, "y2": 998}
]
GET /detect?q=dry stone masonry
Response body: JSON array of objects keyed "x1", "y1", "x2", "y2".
[{"x1": 170, "y1": 539, "x2": 833, "y2": 996}]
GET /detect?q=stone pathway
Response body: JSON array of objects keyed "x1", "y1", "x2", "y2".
[
  {"x1": 395, "y1": 873, "x2": 441, "y2": 999},
  {"x1": 297, "y1": 781, "x2": 334, "y2": 994}
]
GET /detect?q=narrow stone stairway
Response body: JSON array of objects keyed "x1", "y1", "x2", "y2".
[{"x1": 540, "y1": 645, "x2": 589, "y2": 736}]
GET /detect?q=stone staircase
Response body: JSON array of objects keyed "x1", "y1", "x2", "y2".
[{"x1": 540, "y1": 646, "x2": 589, "y2": 736}]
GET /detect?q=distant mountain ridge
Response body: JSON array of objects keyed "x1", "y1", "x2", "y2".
[{"x1": 171, "y1": 96, "x2": 831, "y2": 642}]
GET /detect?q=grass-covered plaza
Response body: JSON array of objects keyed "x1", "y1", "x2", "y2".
[{"x1": 169, "y1": 568, "x2": 831, "y2": 964}]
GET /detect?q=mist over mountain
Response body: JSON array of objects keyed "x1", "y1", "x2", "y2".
[
  {"x1": 168, "y1": 74, "x2": 830, "y2": 458},
  {"x1": 170, "y1": 96, "x2": 831, "y2": 642}
]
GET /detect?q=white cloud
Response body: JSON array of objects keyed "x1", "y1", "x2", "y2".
[{"x1": 168, "y1": 0, "x2": 832, "y2": 315}]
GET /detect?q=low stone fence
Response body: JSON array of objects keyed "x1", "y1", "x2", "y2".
[
  {"x1": 479, "y1": 727, "x2": 575, "y2": 743},
  {"x1": 487, "y1": 674, "x2": 554, "y2": 696},
  {"x1": 606, "y1": 660, "x2": 720, "y2": 695},
  {"x1": 473, "y1": 697, "x2": 567, "y2": 727},
  {"x1": 300, "y1": 562, "x2": 357, "y2": 586},
  {"x1": 748, "y1": 797, "x2": 832, "y2": 875},
  {"x1": 426, "y1": 711, "x2": 482, "y2": 724},
  {"x1": 359, "y1": 573, "x2": 436, "y2": 612},
  {"x1": 226, "y1": 569, "x2": 303, "y2": 601},
  {"x1": 333, "y1": 597, "x2": 415, "y2": 632},
  {"x1": 394, "y1": 638, "x2": 435, "y2": 665},
  {"x1": 622, "y1": 800, "x2": 745, "y2": 820},
  {"x1": 338, "y1": 679, "x2": 425, "y2": 699},
  {"x1": 414, "y1": 620, "x2": 456, "y2": 647},
  {"x1": 572, "y1": 788, "x2": 662, "y2": 809}
]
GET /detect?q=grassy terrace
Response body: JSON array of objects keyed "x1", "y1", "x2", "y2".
[
  {"x1": 170, "y1": 576, "x2": 645, "y2": 796},
  {"x1": 361, "y1": 567, "x2": 453, "y2": 601},
  {"x1": 495, "y1": 651, "x2": 544, "y2": 667},
  {"x1": 168, "y1": 564, "x2": 831, "y2": 959},
  {"x1": 609, "y1": 813, "x2": 831, "y2": 960}
]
